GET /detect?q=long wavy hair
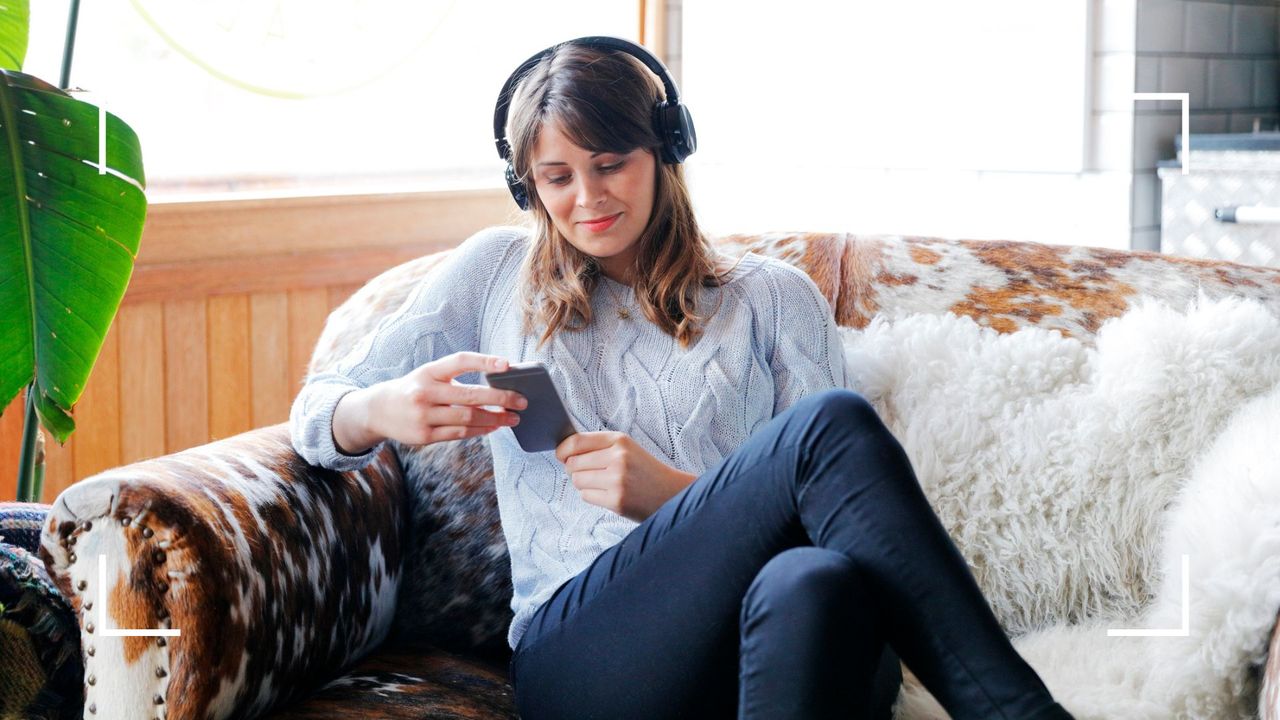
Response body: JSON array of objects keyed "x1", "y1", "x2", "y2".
[{"x1": 505, "y1": 40, "x2": 743, "y2": 351}]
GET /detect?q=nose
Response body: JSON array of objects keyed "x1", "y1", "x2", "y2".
[{"x1": 575, "y1": 175, "x2": 607, "y2": 208}]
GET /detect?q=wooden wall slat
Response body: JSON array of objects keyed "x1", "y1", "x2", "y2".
[
  {"x1": 250, "y1": 292, "x2": 291, "y2": 428},
  {"x1": 288, "y1": 289, "x2": 330, "y2": 391},
  {"x1": 70, "y1": 320, "x2": 122, "y2": 484},
  {"x1": 209, "y1": 295, "x2": 252, "y2": 441},
  {"x1": 42, "y1": 425, "x2": 73, "y2": 505},
  {"x1": 163, "y1": 299, "x2": 208, "y2": 454},
  {"x1": 119, "y1": 304, "x2": 166, "y2": 465},
  {"x1": 0, "y1": 393, "x2": 22, "y2": 500}
]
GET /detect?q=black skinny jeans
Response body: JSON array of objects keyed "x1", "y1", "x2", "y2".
[{"x1": 509, "y1": 388, "x2": 1069, "y2": 720}]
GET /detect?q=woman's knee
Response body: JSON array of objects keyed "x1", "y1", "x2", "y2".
[
  {"x1": 794, "y1": 388, "x2": 882, "y2": 428},
  {"x1": 741, "y1": 546, "x2": 871, "y2": 624}
]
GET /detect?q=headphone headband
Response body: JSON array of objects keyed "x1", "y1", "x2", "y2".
[{"x1": 493, "y1": 35, "x2": 697, "y2": 210}]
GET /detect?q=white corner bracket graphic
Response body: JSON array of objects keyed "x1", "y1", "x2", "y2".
[
  {"x1": 1132, "y1": 92, "x2": 1190, "y2": 175},
  {"x1": 97, "y1": 554, "x2": 182, "y2": 637},
  {"x1": 1106, "y1": 553, "x2": 1190, "y2": 637}
]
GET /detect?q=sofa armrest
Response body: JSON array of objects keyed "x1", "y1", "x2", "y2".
[
  {"x1": 1265, "y1": 609, "x2": 1280, "y2": 720},
  {"x1": 37, "y1": 424, "x2": 408, "y2": 720}
]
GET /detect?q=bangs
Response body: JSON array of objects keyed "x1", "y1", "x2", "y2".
[{"x1": 540, "y1": 94, "x2": 652, "y2": 157}]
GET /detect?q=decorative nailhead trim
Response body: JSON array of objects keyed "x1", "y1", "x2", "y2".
[
  {"x1": 156, "y1": 637, "x2": 166, "y2": 647},
  {"x1": 88, "y1": 702, "x2": 96, "y2": 714},
  {"x1": 153, "y1": 550, "x2": 166, "y2": 563},
  {"x1": 84, "y1": 601, "x2": 93, "y2": 611},
  {"x1": 69, "y1": 552, "x2": 77, "y2": 563},
  {"x1": 82, "y1": 521, "x2": 92, "y2": 532},
  {"x1": 142, "y1": 527, "x2": 153, "y2": 538},
  {"x1": 86, "y1": 645, "x2": 94, "y2": 657},
  {"x1": 153, "y1": 694, "x2": 164, "y2": 705},
  {"x1": 158, "y1": 581, "x2": 169, "y2": 593},
  {"x1": 87, "y1": 674, "x2": 96, "y2": 686},
  {"x1": 77, "y1": 580, "x2": 87, "y2": 590},
  {"x1": 121, "y1": 517, "x2": 131, "y2": 526},
  {"x1": 85, "y1": 621, "x2": 94, "y2": 634},
  {"x1": 155, "y1": 667, "x2": 167, "y2": 678}
]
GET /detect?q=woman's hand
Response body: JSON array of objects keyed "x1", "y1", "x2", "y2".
[
  {"x1": 555, "y1": 431, "x2": 697, "y2": 522},
  {"x1": 334, "y1": 351, "x2": 527, "y2": 454}
]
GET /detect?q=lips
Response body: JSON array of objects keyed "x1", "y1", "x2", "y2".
[{"x1": 579, "y1": 213, "x2": 621, "y2": 232}]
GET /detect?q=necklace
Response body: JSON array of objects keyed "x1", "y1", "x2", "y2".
[{"x1": 600, "y1": 278, "x2": 632, "y2": 320}]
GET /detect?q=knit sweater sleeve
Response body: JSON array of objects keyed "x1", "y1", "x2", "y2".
[
  {"x1": 288, "y1": 226, "x2": 524, "y2": 472},
  {"x1": 766, "y1": 261, "x2": 850, "y2": 416}
]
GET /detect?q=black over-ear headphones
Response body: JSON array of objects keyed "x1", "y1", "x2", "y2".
[{"x1": 493, "y1": 35, "x2": 697, "y2": 211}]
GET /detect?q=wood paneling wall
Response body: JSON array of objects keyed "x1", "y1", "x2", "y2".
[{"x1": 1, "y1": 188, "x2": 514, "y2": 503}]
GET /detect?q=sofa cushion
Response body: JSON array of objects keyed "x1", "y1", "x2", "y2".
[{"x1": 266, "y1": 640, "x2": 516, "y2": 719}]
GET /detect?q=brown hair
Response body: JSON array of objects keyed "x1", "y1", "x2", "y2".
[{"x1": 504, "y1": 40, "x2": 743, "y2": 351}]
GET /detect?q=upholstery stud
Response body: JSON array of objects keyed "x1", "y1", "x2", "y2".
[
  {"x1": 158, "y1": 581, "x2": 169, "y2": 593},
  {"x1": 88, "y1": 703, "x2": 95, "y2": 714},
  {"x1": 77, "y1": 580, "x2": 86, "y2": 590},
  {"x1": 87, "y1": 674, "x2": 96, "y2": 686},
  {"x1": 157, "y1": 637, "x2": 166, "y2": 647},
  {"x1": 82, "y1": 521, "x2": 92, "y2": 532},
  {"x1": 155, "y1": 667, "x2": 167, "y2": 678},
  {"x1": 153, "y1": 694, "x2": 164, "y2": 705},
  {"x1": 153, "y1": 550, "x2": 166, "y2": 563},
  {"x1": 68, "y1": 552, "x2": 77, "y2": 563},
  {"x1": 86, "y1": 645, "x2": 95, "y2": 657},
  {"x1": 142, "y1": 527, "x2": 154, "y2": 538},
  {"x1": 121, "y1": 517, "x2": 131, "y2": 526}
]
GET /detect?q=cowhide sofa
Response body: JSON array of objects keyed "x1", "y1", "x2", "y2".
[{"x1": 34, "y1": 231, "x2": 1280, "y2": 719}]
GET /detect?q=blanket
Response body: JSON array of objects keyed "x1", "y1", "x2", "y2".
[{"x1": 839, "y1": 294, "x2": 1280, "y2": 719}]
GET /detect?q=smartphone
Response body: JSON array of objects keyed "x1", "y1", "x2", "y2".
[{"x1": 482, "y1": 361, "x2": 579, "y2": 453}]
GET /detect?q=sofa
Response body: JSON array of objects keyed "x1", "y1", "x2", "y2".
[{"x1": 20, "y1": 230, "x2": 1280, "y2": 719}]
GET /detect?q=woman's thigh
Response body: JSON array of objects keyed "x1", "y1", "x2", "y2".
[{"x1": 509, "y1": 388, "x2": 900, "y2": 720}]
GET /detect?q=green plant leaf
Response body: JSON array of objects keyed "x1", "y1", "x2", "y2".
[
  {"x1": 0, "y1": 69, "x2": 146, "y2": 445},
  {"x1": 0, "y1": 0, "x2": 29, "y2": 71}
]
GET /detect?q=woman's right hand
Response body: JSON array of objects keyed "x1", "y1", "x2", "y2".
[{"x1": 334, "y1": 352, "x2": 526, "y2": 453}]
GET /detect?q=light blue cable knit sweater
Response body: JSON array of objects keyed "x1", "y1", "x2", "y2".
[{"x1": 289, "y1": 225, "x2": 849, "y2": 651}]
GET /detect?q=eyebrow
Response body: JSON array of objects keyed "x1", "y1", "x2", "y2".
[{"x1": 535, "y1": 151, "x2": 608, "y2": 168}]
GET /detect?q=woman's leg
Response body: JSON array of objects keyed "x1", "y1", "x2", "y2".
[
  {"x1": 510, "y1": 388, "x2": 1069, "y2": 720},
  {"x1": 739, "y1": 546, "x2": 899, "y2": 720}
]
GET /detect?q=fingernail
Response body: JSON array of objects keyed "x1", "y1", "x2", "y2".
[{"x1": 516, "y1": 398, "x2": 528, "y2": 409}]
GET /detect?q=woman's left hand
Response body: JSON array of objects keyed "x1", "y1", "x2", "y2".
[{"x1": 555, "y1": 431, "x2": 695, "y2": 522}]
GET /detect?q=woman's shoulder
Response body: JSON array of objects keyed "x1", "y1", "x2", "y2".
[
  {"x1": 460, "y1": 224, "x2": 533, "y2": 255},
  {"x1": 723, "y1": 252, "x2": 825, "y2": 303}
]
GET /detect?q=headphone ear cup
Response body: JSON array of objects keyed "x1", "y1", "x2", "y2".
[
  {"x1": 505, "y1": 161, "x2": 529, "y2": 211},
  {"x1": 654, "y1": 102, "x2": 697, "y2": 164}
]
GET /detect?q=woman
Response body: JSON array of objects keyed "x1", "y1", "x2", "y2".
[{"x1": 289, "y1": 36, "x2": 1074, "y2": 720}]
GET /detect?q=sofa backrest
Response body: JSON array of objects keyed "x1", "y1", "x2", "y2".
[{"x1": 307, "y1": 230, "x2": 1280, "y2": 655}]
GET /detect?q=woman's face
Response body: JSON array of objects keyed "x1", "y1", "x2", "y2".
[{"x1": 530, "y1": 120, "x2": 656, "y2": 285}]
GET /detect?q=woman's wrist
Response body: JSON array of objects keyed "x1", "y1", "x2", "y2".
[{"x1": 332, "y1": 385, "x2": 384, "y2": 456}]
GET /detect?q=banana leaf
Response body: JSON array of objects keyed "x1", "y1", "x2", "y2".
[
  {"x1": 0, "y1": 69, "x2": 146, "y2": 445},
  {"x1": 0, "y1": 0, "x2": 28, "y2": 72}
]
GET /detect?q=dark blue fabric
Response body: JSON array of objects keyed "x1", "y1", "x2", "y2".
[{"x1": 510, "y1": 388, "x2": 1065, "y2": 720}]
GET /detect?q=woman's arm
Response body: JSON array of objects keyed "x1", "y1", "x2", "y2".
[
  {"x1": 290, "y1": 227, "x2": 525, "y2": 471},
  {"x1": 764, "y1": 261, "x2": 849, "y2": 415}
]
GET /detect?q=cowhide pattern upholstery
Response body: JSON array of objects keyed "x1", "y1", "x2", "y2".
[
  {"x1": 39, "y1": 425, "x2": 409, "y2": 719},
  {"x1": 38, "y1": 230, "x2": 1280, "y2": 719}
]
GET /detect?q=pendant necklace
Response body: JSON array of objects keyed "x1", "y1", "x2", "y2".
[{"x1": 601, "y1": 277, "x2": 632, "y2": 320}]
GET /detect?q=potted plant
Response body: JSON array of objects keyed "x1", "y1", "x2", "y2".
[{"x1": 0, "y1": 0, "x2": 147, "y2": 502}]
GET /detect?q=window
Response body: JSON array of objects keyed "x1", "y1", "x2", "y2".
[
  {"x1": 24, "y1": 0, "x2": 640, "y2": 198},
  {"x1": 681, "y1": 2, "x2": 1109, "y2": 245}
]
